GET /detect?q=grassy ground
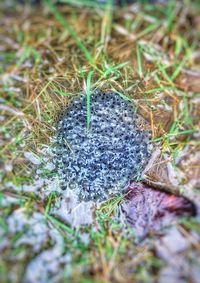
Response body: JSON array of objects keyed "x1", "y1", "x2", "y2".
[{"x1": 0, "y1": 0, "x2": 200, "y2": 282}]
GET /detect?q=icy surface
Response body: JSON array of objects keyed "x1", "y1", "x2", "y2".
[{"x1": 55, "y1": 91, "x2": 153, "y2": 201}]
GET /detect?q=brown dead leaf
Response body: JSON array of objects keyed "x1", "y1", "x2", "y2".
[{"x1": 176, "y1": 69, "x2": 200, "y2": 93}]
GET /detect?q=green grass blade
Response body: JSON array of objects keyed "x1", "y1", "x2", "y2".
[
  {"x1": 16, "y1": 46, "x2": 31, "y2": 67},
  {"x1": 46, "y1": 214, "x2": 74, "y2": 235},
  {"x1": 54, "y1": 89, "x2": 73, "y2": 96},
  {"x1": 136, "y1": 21, "x2": 161, "y2": 39},
  {"x1": 100, "y1": 0, "x2": 113, "y2": 46},
  {"x1": 58, "y1": 0, "x2": 104, "y2": 8},
  {"x1": 136, "y1": 44, "x2": 143, "y2": 78},
  {"x1": 157, "y1": 63, "x2": 173, "y2": 85},
  {"x1": 144, "y1": 86, "x2": 175, "y2": 94},
  {"x1": 86, "y1": 70, "x2": 94, "y2": 129}
]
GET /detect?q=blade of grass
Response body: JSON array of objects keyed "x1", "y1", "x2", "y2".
[
  {"x1": 136, "y1": 20, "x2": 161, "y2": 39},
  {"x1": 44, "y1": 194, "x2": 74, "y2": 235},
  {"x1": 16, "y1": 46, "x2": 41, "y2": 68},
  {"x1": 171, "y1": 42, "x2": 197, "y2": 81},
  {"x1": 174, "y1": 36, "x2": 183, "y2": 56},
  {"x1": 16, "y1": 46, "x2": 31, "y2": 68},
  {"x1": 46, "y1": 214, "x2": 74, "y2": 235},
  {"x1": 153, "y1": 129, "x2": 198, "y2": 142},
  {"x1": 165, "y1": 0, "x2": 175, "y2": 33},
  {"x1": 94, "y1": 61, "x2": 129, "y2": 85},
  {"x1": 144, "y1": 86, "x2": 175, "y2": 94},
  {"x1": 116, "y1": 91, "x2": 132, "y2": 101},
  {"x1": 157, "y1": 63, "x2": 174, "y2": 85},
  {"x1": 100, "y1": 0, "x2": 113, "y2": 46},
  {"x1": 86, "y1": 70, "x2": 94, "y2": 129},
  {"x1": 136, "y1": 44, "x2": 143, "y2": 78},
  {"x1": 171, "y1": 56, "x2": 188, "y2": 81},
  {"x1": 58, "y1": 0, "x2": 103, "y2": 8},
  {"x1": 54, "y1": 89, "x2": 73, "y2": 97}
]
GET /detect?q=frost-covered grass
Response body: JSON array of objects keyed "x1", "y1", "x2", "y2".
[{"x1": 0, "y1": 0, "x2": 200, "y2": 282}]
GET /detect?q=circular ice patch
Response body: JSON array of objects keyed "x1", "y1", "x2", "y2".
[{"x1": 55, "y1": 91, "x2": 153, "y2": 201}]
